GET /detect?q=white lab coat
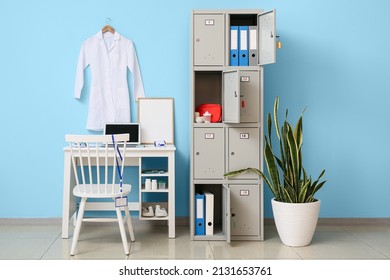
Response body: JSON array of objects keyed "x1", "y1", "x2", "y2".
[{"x1": 74, "y1": 31, "x2": 145, "y2": 131}]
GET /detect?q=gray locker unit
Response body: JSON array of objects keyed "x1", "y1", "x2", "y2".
[
  {"x1": 193, "y1": 14, "x2": 225, "y2": 66},
  {"x1": 227, "y1": 127, "x2": 260, "y2": 180},
  {"x1": 193, "y1": 127, "x2": 224, "y2": 179},
  {"x1": 190, "y1": 9, "x2": 277, "y2": 242},
  {"x1": 230, "y1": 184, "x2": 261, "y2": 239}
]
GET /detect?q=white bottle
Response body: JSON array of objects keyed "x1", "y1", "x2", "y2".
[
  {"x1": 152, "y1": 179, "x2": 158, "y2": 190},
  {"x1": 145, "y1": 179, "x2": 152, "y2": 190}
]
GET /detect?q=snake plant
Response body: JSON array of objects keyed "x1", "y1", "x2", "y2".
[{"x1": 224, "y1": 97, "x2": 326, "y2": 203}]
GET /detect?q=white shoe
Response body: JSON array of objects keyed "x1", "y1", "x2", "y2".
[
  {"x1": 142, "y1": 206, "x2": 154, "y2": 217},
  {"x1": 155, "y1": 205, "x2": 168, "y2": 217}
]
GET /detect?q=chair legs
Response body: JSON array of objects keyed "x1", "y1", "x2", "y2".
[
  {"x1": 70, "y1": 199, "x2": 135, "y2": 256},
  {"x1": 115, "y1": 207, "x2": 130, "y2": 255},
  {"x1": 124, "y1": 206, "x2": 135, "y2": 242},
  {"x1": 70, "y1": 197, "x2": 87, "y2": 256}
]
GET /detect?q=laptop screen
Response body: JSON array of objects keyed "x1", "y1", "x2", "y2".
[{"x1": 104, "y1": 123, "x2": 140, "y2": 145}]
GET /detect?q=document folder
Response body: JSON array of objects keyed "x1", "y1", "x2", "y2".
[
  {"x1": 239, "y1": 26, "x2": 249, "y2": 66},
  {"x1": 203, "y1": 191, "x2": 214, "y2": 235},
  {"x1": 249, "y1": 26, "x2": 257, "y2": 66},
  {"x1": 230, "y1": 26, "x2": 239, "y2": 66},
  {"x1": 195, "y1": 193, "x2": 205, "y2": 235}
]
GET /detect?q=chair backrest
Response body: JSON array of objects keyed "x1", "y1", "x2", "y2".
[{"x1": 65, "y1": 134, "x2": 129, "y2": 195}]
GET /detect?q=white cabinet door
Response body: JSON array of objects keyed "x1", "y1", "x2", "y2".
[
  {"x1": 258, "y1": 9, "x2": 276, "y2": 65},
  {"x1": 193, "y1": 14, "x2": 225, "y2": 66},
  {"x1": 223, "y1": 70, "x2": 240, "y2": 123},
  {"x1": 227, "y1": 127, "x2": 260, "y2": 179},
  {"x1": 193, "y1": 128, "x2": 225, "y2": 179},
  {"x1": 222, "y1": 184, "x2": 231, "y2": 243}
]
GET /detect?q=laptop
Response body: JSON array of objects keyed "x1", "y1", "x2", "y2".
[{"x1": 104, "y1": 123, "x2": 140, "y2": 147}]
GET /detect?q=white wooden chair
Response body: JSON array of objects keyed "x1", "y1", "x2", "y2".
[{"x1": 65, "y1": 134, "x2": 135, "y2": 256}]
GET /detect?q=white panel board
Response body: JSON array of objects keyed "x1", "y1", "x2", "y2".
[{"x1": 138, "y1": 98, "x2": 174, "y2": 144}]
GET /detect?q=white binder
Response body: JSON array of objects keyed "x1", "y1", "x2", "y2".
[
  {"x1": 249, "y1": 26, "x2": 257, "y2": 66},
  {"x1": 204, "y1": 191, "x2": 214, "y2": 235}
]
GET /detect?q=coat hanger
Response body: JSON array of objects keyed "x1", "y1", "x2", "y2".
[{"x1": 102, "y1": 18, "x2": 115, "y2": 34}]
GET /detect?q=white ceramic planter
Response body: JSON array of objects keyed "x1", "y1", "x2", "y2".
[{"x1": 271, "y1": 198, "x2": 321, "y2": 247}]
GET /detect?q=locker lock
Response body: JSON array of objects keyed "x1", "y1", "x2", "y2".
[
  {"x1": 276, "y1": 35, "x2": 282, "y2": 49},
  {"x1": 231, "y1": 152, "x2": 235, "y2": 156},
  {"x1": 231, "y1": 212, "x2": 236, "y2": 229},
  {"x1": 196, "y1": 152, "x2": 200, "y2": 155}
]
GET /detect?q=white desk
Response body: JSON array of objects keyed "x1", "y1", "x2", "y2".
[{"x1": 62, "y1": 145, "x2": 176, "y2": 239}]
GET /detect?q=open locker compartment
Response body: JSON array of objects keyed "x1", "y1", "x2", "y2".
[
  {"x1": 194, "y1": 184, "x2": 231, "y2": 242},
  {"x1": 194, "y1": 71, "x2": 222, "y2": 122},
  {"x1": 227, "y1": 10, "x2": 276, "y2": 66},
  {"x1": 194, "y1": 69, "x2": 261, "y2": 124},
  {"x1": 229, "y1": 13, "x2": 258, "y2": 26}
]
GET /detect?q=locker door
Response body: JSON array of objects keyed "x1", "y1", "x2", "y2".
[
  {"x1": 239, "y1": 70, "x2": 260, "y2": 123},
  {"x1": 258, "y1": 9, "x2": 276, "y2": 65},
  {"x1": 194, "y1": 128, "x2": 224, "y2": 179},
  {"x1": 193, "y1": 14, "x2": 225, "y2": 66},
  {"x1": 223, "y1": 70, "x2": 240, "y2": 123},
  {"x1": 230, "y1": 184, "x2": 260, "y2": 236},
  {"x1": 222, "y1": 184, "x2": 231, "y2": 243},
  {"x1": 227, "y1": 127, "x2": 260, "y2": 179}
]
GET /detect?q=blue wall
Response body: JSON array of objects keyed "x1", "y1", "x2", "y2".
[{"x1": 1, "y1": 0, "x2": 389, "y2": 218}]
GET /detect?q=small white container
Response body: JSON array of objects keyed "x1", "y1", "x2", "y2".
[
  {"x1": 194, "y1": 112, "x2": 200, "y2": 121},
  {"x1": 203, "y1": 111, "x2": 211, "y2": 123},
  {"x1": 195, "y1": 116, "x2": 204, "y2": 123},
  {"x1": 152, "y1": 179, "x2": 158, "y2": 190},
  {"x1": 145, "y1": 179, "x2": 151, "y2": 190}
]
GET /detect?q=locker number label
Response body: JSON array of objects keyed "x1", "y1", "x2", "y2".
[
  {"x1": 240, "y1": 190, "x2": 250, "y2": 196},
  {"x1": 240, "y1": 133, "x2": 249, "y2": 139},
  {"x1": 241, "y1": 76, "x2": 250, "y2": 82},
  {"x1": 205, "y1": 133, "x2": 214, "y2": 139},
  {"x1": 205, "y1": 19, "x2": 214, "y2": 26}
]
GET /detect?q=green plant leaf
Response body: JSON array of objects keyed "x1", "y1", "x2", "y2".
[
  {"x1": 294, "y1": 116, "x2": 303, "y2": 179},
  {"x1": 224, "y1": 167, "x2": 279, "y2": 199},
  {"x1": 311, "y1": 170, "x2": 326, "y2": 194},
  {"x1": 298, "y1": 179, "x2": 311, "y2": 203},
  {"x1": 264, "y1": 139, "x2": 281, "y2": 199},
  {"x1": 294, "y1": 115, "x2": 303, "y2": 150},
  {"x1": 282, "y1": 186, "x2": 294, "y2": 203},
  {"x1": 313, "y1": 180, "x2": 327, "y2": 195},
  {"x1": 286, "y1": 123, "x2": 300, "y2": 193},
  {"x1": 267, "y1": 113, "x2": 272, "y2": 148},
  {"x1": 274, "y1": 96, "x2": 281, "y2": 140}
]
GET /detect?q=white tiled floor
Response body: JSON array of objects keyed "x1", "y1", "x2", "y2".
[{"x1": 0, "y1": 220, "x2": 389, "y2": 260}]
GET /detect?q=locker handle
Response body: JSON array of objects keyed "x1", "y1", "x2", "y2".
[
  {"x1": 231, "y1": 152, "x2": 235, "y2": 156},
  {"x1": 196, "y1": 152, "x2": 200, "y2": 155},
  {"x1": 234, "y1": 91, "x2": 237, "y2": 98}
]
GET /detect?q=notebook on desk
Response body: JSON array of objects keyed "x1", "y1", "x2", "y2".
[{"x1": 104, "y1": 123, "x2": 140, "y2": 147}]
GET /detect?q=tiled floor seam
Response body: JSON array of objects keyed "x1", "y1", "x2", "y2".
[
  {"x1": 341, "y1": 227, "x2": 390, "y2": 260},
  {"x1": 208, "y1": 241, "x2": 217, "y2": 260},
  {"x1": 290, "y1": 248, "x2": 304, "y2": 260},
  {"x1": 40, "y1": 233, "x2": 62, "y2": 260}
]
